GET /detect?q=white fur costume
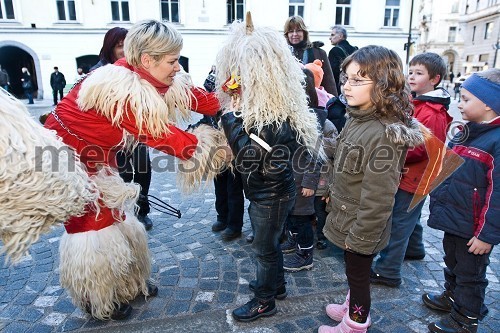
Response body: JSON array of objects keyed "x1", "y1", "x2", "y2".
[{"x1": 0, "y1": 88, "x2": 97, "y2": 263}]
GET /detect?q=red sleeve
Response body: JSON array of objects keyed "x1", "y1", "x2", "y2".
[
  {"x1": 406, "y1": 103, "x2": 451, "y2": 163},
  {"x1": 121, "y1": 114, "x2": 198, "y2": 161},
  {"x1": 190, "y1": 87, "x2": 220, "y2": 116}
]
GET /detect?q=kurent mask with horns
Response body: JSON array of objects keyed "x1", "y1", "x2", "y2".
[{"x1": 215, "y1": 12, "x2": 321, "y2": 153}]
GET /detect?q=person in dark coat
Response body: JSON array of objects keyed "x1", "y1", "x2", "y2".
[
  {"x1": 328, "y1": 25, "x2": 358, "y2": 93},
  {"x1": 21, "y1": 67, "x2": 34, "y2": 104},
  {"x1": 284, "y1": 16, "x2": 338, "y2": 97},
  {"x1": 50, "y1": 66, "x2": 66, "y2": 106}
]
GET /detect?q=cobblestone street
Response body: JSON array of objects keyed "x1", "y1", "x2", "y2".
[{"x1": 0, "y1": 98, "x2": 498, "y2": 333}]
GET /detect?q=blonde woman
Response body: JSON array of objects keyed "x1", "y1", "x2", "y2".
[{"x1": 44, "y1": 20, "x2": 226, "y2": 320}]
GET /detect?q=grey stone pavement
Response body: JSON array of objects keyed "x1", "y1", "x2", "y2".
[{"x1": 0, "y1": 97, "x2": 498, "y2": 333}]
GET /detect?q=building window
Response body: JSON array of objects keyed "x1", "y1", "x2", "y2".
[
  {"x1": 56, "y1": 0, "x2": 76, "y2": 21},
  {"x1": 384, "y1": 0, "x2": 400, "y2": 27},
  {"x1": 472, "y1": 26, "x2": 476, "y2": 42},
  {"x1": 0, "y1": 0, "x2": 15, "y2": 19},
  {"x1": 448, "y1": 26, "x2": 457, "y2": 42},
  {"x1": 479, "y1": 54, "x2": 489, "y2": 62},
  {"x1": 111, "y1": 0, "x2": 130, "y2": 21},
  {"x1": 451, "y1": 1, "x2": 459, "y2": 13},
  {"x1": 335, "y1": 0, "x2": 351, "y2": 25},
  {"x1": 484, "y1": 22, "x2": 493, "y2": 39},
  {"x1": 227, "y1": 0, "x2": 244, "y2": 24},
  {"x1": 289, "y1": 0, "x2": 304, "y2": 17},
  {"x1": 161, "y1": 0, "x2": 179, "y2": 23},
  {"x1": 466, "y1": 55, "x2": 473, "y2": 62}
]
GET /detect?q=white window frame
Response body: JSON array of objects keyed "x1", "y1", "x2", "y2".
[
  {"x1": 289, "y1": 0, "x2": 304, "y2": 17},
  {"x1": 56, "y1": 0, "x2": 77, "y2": 21},
  {"x1": 111, "y1": 0, "x2": 130, "y2": 22},
  {"x1": 160, "y1": 0, "x2": 180, "y2": 23},
  {"x1": 0, "y1": 0, "x2": 15, "y2": 20},
  {"x1": 384, "y1": 0, "x2": 400, "y2": 27},
  {"x1": 227, "y1": 0, "x2": 244, "y2": 24},
  {"x1": 335, "y1": 0, "x2": 351, "y2": 25},
  {"x1": 448, "y1": 26, "x2": 457, "y2": 42},
  {"x1": 484, "y1": 22, "x2": 493, "y2": 39}
]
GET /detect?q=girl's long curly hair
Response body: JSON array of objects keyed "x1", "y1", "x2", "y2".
[{"x1": 342, "y1": 45, "x2": 413, "y2": 125}]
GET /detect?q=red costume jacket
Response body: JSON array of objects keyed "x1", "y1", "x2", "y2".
[{"x1": 44, "y1": 60, "x2": 219, "y2": 233}]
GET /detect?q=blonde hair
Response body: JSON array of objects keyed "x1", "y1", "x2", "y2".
[
  {"x1": 21, "y1": 67, "x2": 30, "y2": 75},
  {"x1": 124, "y1": 20, "x2": 183, "y2": 67},
  {"x1": 215, "y1": 16, "x2": 320, "y2": 152}
]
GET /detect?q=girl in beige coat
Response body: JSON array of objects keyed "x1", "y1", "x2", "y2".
[{"x1": 319, "y1": 45, "x2": 427, "y2": 333}]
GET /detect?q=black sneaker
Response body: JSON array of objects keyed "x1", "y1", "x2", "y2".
[
  {"x1": 137, "y1": 215, "x2": 153, "y2": 231},
  {"x1": 370, "y1": 269, "x2": 401, "y2": 287},
  {"x1": 221, "y1": 228, "x2": 241, "y2": 241},
  {"x1": 248, "y1": 280, "x2": 287, "y2": 300},
  {"x1": 232, "y1": 298, "x2": 277, "y2": 322},
  {"x1": 211, "y1": 220, "x2": 227, "y2": 232},
  {"x1": 422, "y1": 290, "x2": 454, "y2": 312},
  {"x1": 428, "y1": 312, "x2": 478, "y2": 333}
]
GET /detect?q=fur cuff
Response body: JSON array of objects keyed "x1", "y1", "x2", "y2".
[{"x1": 176, "y1": 124, "x2": 229, "y2": 194}]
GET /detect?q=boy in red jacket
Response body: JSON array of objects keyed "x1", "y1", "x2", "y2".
[{"x1": 371, "y1": 52, "x2": 453, "y2": 287}]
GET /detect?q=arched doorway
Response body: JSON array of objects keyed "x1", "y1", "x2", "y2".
[
  {"x1": 442, "y1": 50, "x2": 458, "y2": 79},
  {"x1": 0, "y1": 42, "x2": 41, "y2": 100}
]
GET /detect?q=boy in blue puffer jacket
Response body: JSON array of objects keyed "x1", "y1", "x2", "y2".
[{"x1": 423, "y1": 69, "x2": 500, "y2": 333}]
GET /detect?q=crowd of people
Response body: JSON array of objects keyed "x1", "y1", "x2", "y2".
[{"x1": 1, "y1": 13, "x2": 499, "y2": 333}]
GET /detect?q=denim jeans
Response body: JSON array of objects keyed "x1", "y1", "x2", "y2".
[
  {"x1": 287, "y1": 214, "x2": 314, "y2": 248},
  {"x1": 443, "y1": 233, "x2": 490, "y2": 320},
  {"x1": 214, "y1": 168, "x2": 244, "y2": 231},
  {"x1": 249, "y1": 194, "x2": 295, "y2": 301},
  {"x1": 25, "y1": 89, "x2": 34, "y2": 104},
  {"x1": 373, "y1": 188, "x2": 426, "y2": 279}
]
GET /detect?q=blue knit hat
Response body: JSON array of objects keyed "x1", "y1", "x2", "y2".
[{"x1": 461, "y1": 72, "x2": 500, "y2": 115}]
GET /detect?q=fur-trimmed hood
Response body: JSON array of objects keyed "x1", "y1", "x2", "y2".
[{"x1": 385, "y1": 117, "x2": 430, "y2": 148}]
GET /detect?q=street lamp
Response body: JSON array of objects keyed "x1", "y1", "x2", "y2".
[
  {"x1": 493, "y1": 39, "x2": 499, "y2": 68},
  {"x1": 405, "y1": 0, "x2": 415, "y2": 69}
]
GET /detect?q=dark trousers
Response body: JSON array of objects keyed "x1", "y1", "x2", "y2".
[
  {"x1": 214, "y1": 168, "x2": 244, "y2": 231},
  {"x1": 116, "y1": 143, "x2": 151, "y2": 216},
  {"x1": 25, "y1": 89, "x2": 34, "y2": 104},
  {"x1": 52, "y1": 88, "x2": 63, "y2": 104},
  {"x1": 442, "y1": 233, "x2": 490, "y2": 320},
  {"x1": 287, "y1": 214, "x2": 315, "y2": 248},
  {"x1": 314, "y1": 196, "x2": 327, "y2": 241},
  {"x1": 250, "y1": 195, "x2": 295, "y2": 301},
  {"x1": 345, "y1": 250, "x2": 375, "y2": 323}
]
